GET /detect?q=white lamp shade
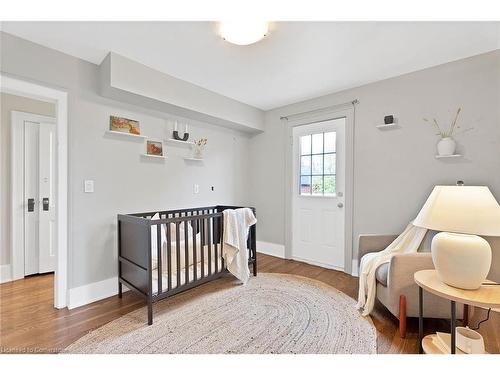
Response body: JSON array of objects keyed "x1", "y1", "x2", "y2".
[{"x1": 414, "y1": 186, "x2": 500, "y2": 236}]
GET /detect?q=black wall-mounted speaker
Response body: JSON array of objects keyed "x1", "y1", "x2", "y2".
[{"x1": 384, "y1": 115, "x2": 394, "y2": 124}]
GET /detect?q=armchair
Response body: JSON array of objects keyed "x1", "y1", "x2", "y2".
[{"x1": 358, "y1": 234, "x2": 464, "y2": 338}]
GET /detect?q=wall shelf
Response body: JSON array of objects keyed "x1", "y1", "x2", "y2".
[
  {"x1": 105, "y1": 130, "x2": 147, "y2": 139},
  {"x1": 435, "y1": 154, "x2": 462, "y2": 159},
  {"x1": 376, "y1": 123, "x2": 399, "y2": 130},
  {"x1": 165, "y1": 138, "x2": 195, "y2": 146},
  {"x1": 183, "y1": 157, "x2": 203, "y2": 162},
  {"x1": 141, "y1": 154, "x2": 166, "y2": 159}
]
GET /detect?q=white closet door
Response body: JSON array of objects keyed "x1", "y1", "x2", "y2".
[
  {"x1": 38, "y1": 122, "x2": 57, "y2": 273},
  {"x1": 24, "y1": 121, "x2": 40, "y2": 276},
  {"x1": 23, "y1": 120, "x2": 57, "y2": 276}
]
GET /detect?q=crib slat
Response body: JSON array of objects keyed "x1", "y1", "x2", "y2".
[
  {"x1": 176, "y1": 222, "x2": 181, "y2": 288},
  {"x1": 166, "y1": 222, "x2": 172, "y2": 291},
  {"x1": 157, "y1": 223, "x2": 162, "y2": 293},
  {"x1": 214, "y1": 216, "x2": 218, "y2": 273},
  {"x1": 207, "y1": 216, "x2": 212, "y2": 275},
  {"x1": 218, "y1": 214, "x2": 221, "y2": 272},
  {"x1": 184, "y1": 220, "x2": 189, "y2": 284},
  {"x1": 200, "y1": 215, "x2": 205, "y2": 278},
  {"x1": 192, "y1": 219, "x2": 197, "y2": 281},
  {"x1": 247, "y1": 221, "x2": 251, "y2": 260}
]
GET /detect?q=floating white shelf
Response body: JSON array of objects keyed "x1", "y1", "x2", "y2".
[
  {"x1": 183, "y1": 157, "x2": 204, "y2": 161},
  {"x1": 141, "y1": 154, "x2": 166, "y2": 159},
  {"x1": 165, "y1": 138, "x2": 195, "y2": 146},
  {"x1": 435, "y1": 154, "x2": 462, "y2": 159},
  {"x1": 376, "y1": 123, "x2": 399, "y2": 129},
  {"x1": 105, "y1": 130, "x2": 147, "y2": 139}
]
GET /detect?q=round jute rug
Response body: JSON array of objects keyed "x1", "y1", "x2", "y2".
[{"x1": 63, "y1": 273, "x2": 376, "y2": 354}]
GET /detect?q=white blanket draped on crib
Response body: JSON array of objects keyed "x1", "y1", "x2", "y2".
[
  {"x1": 223, "y1": 208, "x2": 257, "y2": 284},
  {"x1": 356, "y1": 222, "x2": 427, "y2": 316}
]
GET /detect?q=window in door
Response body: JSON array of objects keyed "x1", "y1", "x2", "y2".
[{"x1": 299, "y1": 131, "x2": 336, "y2": 196}]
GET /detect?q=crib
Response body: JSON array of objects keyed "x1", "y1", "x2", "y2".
[{"x1": 117, "y1": 205, "x2": 257, "y2": 325}]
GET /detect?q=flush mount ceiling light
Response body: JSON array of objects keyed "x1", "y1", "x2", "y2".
[{"x1": 218, "y1": 21, "x2": 269, "y2": 45}]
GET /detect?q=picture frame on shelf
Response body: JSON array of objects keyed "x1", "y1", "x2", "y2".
[
  {"x1": 109, "y1": 115, "x2": 141, "y2": 135},
  {"x1": 146, "y1": 140, "x2": 164, "y2": 157}
]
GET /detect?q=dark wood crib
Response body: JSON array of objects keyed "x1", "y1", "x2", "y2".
[{"x1": 117, "y1": 205, "x2": 257, "y2": 325}]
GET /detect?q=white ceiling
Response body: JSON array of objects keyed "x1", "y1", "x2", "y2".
[{"x1": 2, "y1": 22, "x2": 499, "y2": 110}]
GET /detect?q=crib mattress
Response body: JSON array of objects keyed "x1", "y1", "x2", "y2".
[{"x1": 152, "y1": 258, "x2": 224, "y2": 295}]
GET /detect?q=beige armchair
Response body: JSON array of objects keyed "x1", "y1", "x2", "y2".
[{"x1": 358, "y1": 233, "x2": 464, "y2": 338}]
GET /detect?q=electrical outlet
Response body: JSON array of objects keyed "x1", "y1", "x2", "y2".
[
  {"x1": 193, "y1": 184, "x2": 199, "y2": 194},
  {"x1": 84, "y1": 180, "x2": 94, "y2": 193}
]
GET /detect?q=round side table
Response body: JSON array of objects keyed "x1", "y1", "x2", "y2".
[{"x1": 414, "y1": 269, "x2": 500, "y2": 354}]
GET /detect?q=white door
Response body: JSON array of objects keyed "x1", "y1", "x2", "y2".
[
  {"x1": 23, "y1": 117, "x2": 57, "y2": 276},
  {"x1": 291, "y1": 118, "x2": 346, "y2": 270}
]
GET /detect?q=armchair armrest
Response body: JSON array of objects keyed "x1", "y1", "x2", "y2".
[
  {"x1": 358, "y1": 234, "x2": 398, "y2": 265},
  {"x1": 385, "y1": 252, "x2": 464, "y2": 319},
  {"x1": 387, "y1": 253, "x2": 434, "y2": 291},
  {"x1": 384, "y1": 253, "x2": 437, "y2": 317}
]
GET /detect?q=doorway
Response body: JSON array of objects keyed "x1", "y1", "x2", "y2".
[
  {"x1": 284, "y1": 104, "x2": 354, "y2": 275},
  {"x1": 13, "y1": 112, "x2": 57, "y2": 276},
  {"x1": 292, "y1": 118, "x2": 346, "y2": 270},
  {"x1": 2, "y1": 74, "x2": 68, "y2": 308}
]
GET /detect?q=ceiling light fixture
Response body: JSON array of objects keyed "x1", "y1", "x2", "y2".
[{"x1": 218, "y1": 21, "x2": 269, "y2": 45}]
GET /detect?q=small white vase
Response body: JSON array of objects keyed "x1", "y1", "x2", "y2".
[
  {"x1": 193, "y1": 146, "x2": 203, "y2": 159},
  {"x1": 437, "y1": 137, "x2": 456, "y2": 156}
]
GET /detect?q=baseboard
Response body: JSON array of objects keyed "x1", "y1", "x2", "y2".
[
  {"x1": 257, "y1": 241, "x2": 285, "y2": 258},
  {"x1": 68, "y1": 277, "x2": 128, "y2": 309},
  {"x1": 0, "y1": 264, "x2": 12, "y2": 283}
]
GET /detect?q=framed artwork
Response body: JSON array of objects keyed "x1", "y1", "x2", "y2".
[
  {"x1": 110, "y1": 116, "x2": 141, "y2": 135},
  {"x1": 147, "y1": 140, "x2": 163, "y2": 156}
]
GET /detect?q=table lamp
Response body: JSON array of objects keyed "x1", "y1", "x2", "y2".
[{"x1": 414, "y1": 186, "x2": 500, "y2": 290}]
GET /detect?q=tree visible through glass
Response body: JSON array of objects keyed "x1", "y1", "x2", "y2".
[{"x1": 299, "y1": 132, "x2": 336, "y2": 196}]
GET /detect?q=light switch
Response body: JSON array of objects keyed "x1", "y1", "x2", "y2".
[
  {"x1": 193, "y1": 184, "x2": 199, "y2": 194},
  {"x1": 84, "y1": 180, "x2": 94, "y2": 193}
]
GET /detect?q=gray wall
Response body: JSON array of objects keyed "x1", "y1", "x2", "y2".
[
  {"x1": 0, "y1": 93, "x2": 56, "y2": 265},
  {"x1": 250, "y1": 50, "x2": 500, "y2": 263},
  {"x1": 1, "y1": 32, "x2": 251, "y2": 288}
]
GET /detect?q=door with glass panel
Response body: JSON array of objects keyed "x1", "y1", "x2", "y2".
[{"x1": 291, "y1": 118, "x2": 345, "y2": 270}]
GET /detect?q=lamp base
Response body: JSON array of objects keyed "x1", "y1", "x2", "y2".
[{"x1": 431, "y1": 232, "x2": 491, "y2": 290}]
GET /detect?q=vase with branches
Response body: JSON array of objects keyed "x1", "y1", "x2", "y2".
[
  {"x1": 423, "y1": 108, "x2": 471, "y2": 156},
  {"x1": 192, "y1": 138, "x2": 207, "y2": 159}
]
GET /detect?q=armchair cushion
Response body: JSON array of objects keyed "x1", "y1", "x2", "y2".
[{"x1": 375, "y1": 263, "x2": 389, "y2": 286}]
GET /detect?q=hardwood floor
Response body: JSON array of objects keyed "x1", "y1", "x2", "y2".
[{"x1": 1, "y1": 253, "x2": 498, "y2": 354}]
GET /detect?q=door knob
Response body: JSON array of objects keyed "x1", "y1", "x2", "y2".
[
  {"x1": 43, "y1": 197, "x2": 49, "y2": 211},
  {"x1": 337, "y1": 202, "x2": 344, "y2": 208},
  {"x1": 27, "y1": 198, "x2": 35, "y2": 212}
]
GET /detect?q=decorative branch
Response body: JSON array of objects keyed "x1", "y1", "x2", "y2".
[
  {"x1": 423, "y1": 108, "x2": 466, "y2": 138},
  {"x1": 446, "y1": 107, "x2": 462, "y2": 137},
  {"x1": 423, "y1": 117, "x2": 444, "y2": 137}
]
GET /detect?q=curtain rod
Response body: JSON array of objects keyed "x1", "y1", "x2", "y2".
[{"x1": 280, "y1": 99, "x2": 359, "y2": 120}]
